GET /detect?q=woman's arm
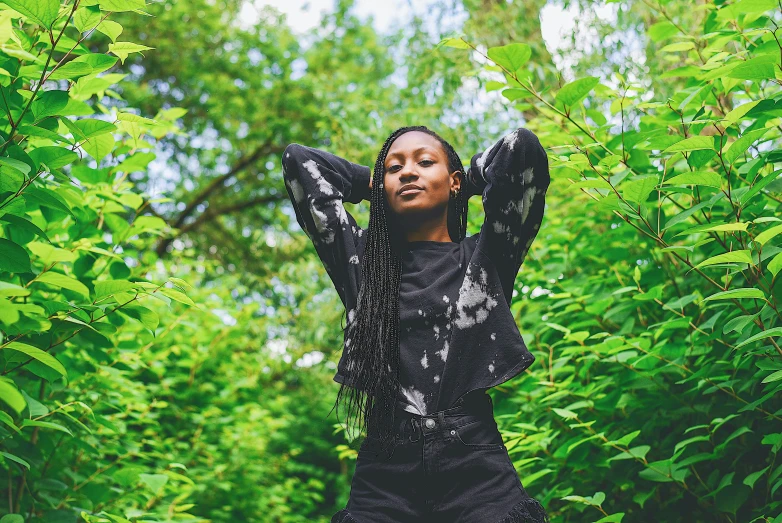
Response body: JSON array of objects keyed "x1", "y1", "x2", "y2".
[
  {"x1": 281, "y1": 143, "x2": 371, "y2": 308},
  {"x1": 465, "y1": 128, "x2": 551, "y2": 304}
]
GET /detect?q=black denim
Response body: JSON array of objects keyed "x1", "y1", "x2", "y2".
[{"x1": 331, "y1": 392, "x2": 550, "y2": 523}]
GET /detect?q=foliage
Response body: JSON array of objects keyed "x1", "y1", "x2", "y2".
[
  {"x1": 441, "y1": 1, "x2": 782, "y2": 521},
  {"x1": 0, "y1": 0, "x2": 201, "y2": 521}
]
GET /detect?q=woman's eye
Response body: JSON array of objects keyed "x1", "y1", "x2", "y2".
[{"x1": 386, "y1": 160, "x2": 433, "y2": 172}]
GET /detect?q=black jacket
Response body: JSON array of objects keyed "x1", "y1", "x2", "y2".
[{"x1": 281, "y1": 128, "x2": 550, "y2": 411}]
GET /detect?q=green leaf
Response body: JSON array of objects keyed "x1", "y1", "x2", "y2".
[
  {"x1": 662, "y1": 136, "x2": 714, "y2": 153},
  {"x1": 0, "y1": 377, "x2": 26, "y2": 414},
  {"x1": 95, "y1": 279, "x2": 137, "y2": 299},
  {"x1": 98, "y1": 0, "x2": 147, "y2": 12},
  {"x1": 724, "y1": 101, "x2": 760, "y2": 125},
  {"x1": 5, "y1": 342, "x2": 67, "y2": 377},
  {"x1": 609, "y1": 445, "x2": 650, "y2": 462},
  {"x1": 108, "y1": 41, "x2": 155, "y2": 65},
  {"x1": 487, "y1": 43, "x2": 531, "y2": 75},
  {"x1": 0, "y1": 451, "x2": 29, "y2": 470},
  {"x1": 768, "y1": 252, "x2": 782, "y2": 277},
  {"x1": 96, "y1": 19, "x2": 123, "y2": 42},
  {"x1": 35, "y1": 271, "x2": 90, "y2": 298},
  {"x1": 0, "y1": 157, "x2": 32, "y2": 176},
  {"x1": 663, "y1": 171, "x2": 721, "y2": 188},
  {"x1": 622, "y1": 176, "x2": 657, "y2": 204},
  {"x1": 20, "y1": 419, "x2": 73, "y2": 436},
  {"x1": 28, "y1": 146, "x2": 80, "y2": 170},
  {"x1": 723, "y1": 127, "x2": 770, "y2": 165},
  {"x1": 72, "y1": 6, "x2": 102, "y2": 33},
  {"x1": 552, "y1": 408, "x2": 578, "y2": 420},
  {"x1": 694, "y1": 250, "x2": 753, "y2": 269},
  {"x1": 2, "y1": 0, "x2": 60, "y2": 29},
  {"x1": 27, "y1": 241, "x2": 77, "y2": 264},
  {"x1": 727, "y1": 54, "x2": 778, "y2": 81},
  {"x1": 0, "y1": 411, "x2": 20, "y2": 434},
  {"x1": 639, "y1": 459, "x2": 686, "y2": 483},
  {"x1": 606, "y1": 430, "x2": 641, "y2": 447},
  {"x1": 735, "y1": 327, "x2": 782, "y2": 349},
  {"x1": 743, "y1": 467, "x2": 769, "y2": 489},
  {"x1": 0, "y1": 515, "x2": 26, "y2": 523},
  {"x1": 648, "y1": 21, "x2": 678, "y2": 42},
  {"x1": 755, "y1": 224, "x2": 782, "y2": 245},
  {"x1": 660, "y1": 41, "x2": 695, "y2": 52},
  {"x1": 595, "y1": 514, "x2": 625, "y2": 523},
  {"x1": 739, "y1": 168, "x2": 781, "y2": 206},
  {"x1": 703, "y1": 288, "x2": 765, "y2": 302},
  {"x1": 718, "y1": 0, "x2": 777, "y2": 19},
  {"x1": 761, "y1": 370, "x2": 782, "y2": 384},
  {"x1": 555, "y1": 76, "x2": 599, "y2": 107},
  {"x1": 436, "y1": 37, "x2": 470, "y2": 49},
  {"x1": 31, "y1": 90, "x2": 69, "y2": 120},
  {"x1": 82, "y1": 132, "x2": 115, "y2": 162},
  {"x1": 139, "y1": 473, "x2": 168, "y2": 493},
  {"x1": 0, "y1": 238, "x2": 32, "y2": 273},
  {"x1": 159, "y1": 287, "x2": 197, "y2": 307}
]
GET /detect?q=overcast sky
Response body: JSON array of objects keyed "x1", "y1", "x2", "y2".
[{"x1": 243, "y1": 0, "x2": 590, "y2": 63}]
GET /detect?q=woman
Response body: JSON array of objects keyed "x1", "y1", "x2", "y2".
[{"x1": 281, "y1": 125, "x2": 551, "y2": 523}]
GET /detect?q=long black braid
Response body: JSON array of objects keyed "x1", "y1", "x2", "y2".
[{"x1": 329, "y1": 126, "x2": 470, "y2": 455}]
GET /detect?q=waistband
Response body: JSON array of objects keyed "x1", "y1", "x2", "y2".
[{"x1": 371, "y1": 390, "x2": 495, "y2": 441}]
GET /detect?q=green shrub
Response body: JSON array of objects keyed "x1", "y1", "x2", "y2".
[{"x1": 441, "y1": 2, "x2": 782, "y2": 521}]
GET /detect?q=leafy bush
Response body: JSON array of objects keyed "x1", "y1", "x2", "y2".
[
  {"x1": 441, "y1": 1, "x2": 782, "y2": 521},
  {"x1": 0, "y1": 1, "x2": 199, "y2": 521}
]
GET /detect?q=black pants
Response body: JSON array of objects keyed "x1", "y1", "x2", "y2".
[{"x1": 332, "y1": 392, "x2": 550, "y2": 523}]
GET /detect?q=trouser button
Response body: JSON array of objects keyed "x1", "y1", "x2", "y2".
[{"x1": 425, "y1": 418, "x2": 436, "y2": 428}]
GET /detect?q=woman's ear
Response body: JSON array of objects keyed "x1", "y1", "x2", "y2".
[{"x1": 450, "y1": 170, "x2": 463, "y2": 192}]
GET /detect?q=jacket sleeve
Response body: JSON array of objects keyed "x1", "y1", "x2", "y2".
[
  {"x1": 464, "y1": 128, "x2": 551, "y2": 304},
  {"x1": 281, "y1": 143, "x2": 372, "y2": 308}
]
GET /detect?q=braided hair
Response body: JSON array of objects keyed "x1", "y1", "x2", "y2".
[{"x1": 329, "y1": 126, "x2": 470, "y2": 455}]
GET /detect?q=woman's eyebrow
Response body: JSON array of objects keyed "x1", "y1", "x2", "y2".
[{"x1": 386, "y1": 146, "x2": 436, "y2": 161}]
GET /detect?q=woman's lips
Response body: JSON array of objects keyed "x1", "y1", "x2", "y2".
[{"x1": 399, "y1": 187, "x2": 423, "y2": 196}]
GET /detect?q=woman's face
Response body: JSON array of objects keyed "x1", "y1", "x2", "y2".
[{"x1": 383, "y1": 131, "x2": 459, "y2": 222}]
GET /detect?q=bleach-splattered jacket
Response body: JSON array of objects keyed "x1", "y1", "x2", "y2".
[{"x1": 281, "y1": 128, "x2": 550, "y2": 414}]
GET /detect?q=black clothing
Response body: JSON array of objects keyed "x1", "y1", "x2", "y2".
[
  {"x1": 330, "y1": 392, "x2": 550, "y2": 523},
  {"x1": 281, "y1": 127, "x2": 550, "y2": 416}
]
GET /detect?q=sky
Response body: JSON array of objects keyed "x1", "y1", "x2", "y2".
[
  {"x1": 241, "y1": 0, "x2": 628, "y2": 84},
  {"x1": 243, "y1": 0, "x2": 576, "y2": 58}
]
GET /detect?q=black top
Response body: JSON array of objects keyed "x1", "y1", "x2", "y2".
[{"x1": 281, "y1": 128, "x2": 550, "y2": 414}]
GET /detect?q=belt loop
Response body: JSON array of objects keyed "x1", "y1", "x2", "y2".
[
  {"x1": 437, "y1": 411, "x2": 445, "y2": 427},
  {"x1": 409, "y1": 418, "x2": 421, "y2": 442}
]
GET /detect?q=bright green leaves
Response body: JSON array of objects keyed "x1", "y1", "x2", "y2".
[
  {"x1": 2, "y1": 0, "x2": 60, "y2": 29},
  {"x1": 34, "y1": 271, "x2": 90, "y2": 298},
  {"x1": 662, "y1": 135, "x2": 715, "y2": 153},
  {"x1": 621, "y1": 176, "x2": 657, "y2": 204},
  {"x1": 555, "y1": 76, "x2": 600, "y2": 109},
  {"x1": 98, "y1": 0, "x2": 147, "y2": 12},
  {"x1": 694, "y1": 250, "x2": 753, "y2": 269},
  {"x1": 487, "y1": 43, "x2": 531, "y2": 77},
  {"x1": 30, "y1": 90, "x2": 68, "y2": 120},
  {"x1": 728, "y1": 54, "x2": 779, "y2": 81},
  {"x1": 0, "y1": 377, "x2": 26, "y2": 414},
  {"x1": 108, "y1": 41, "x2": 154, "y2": 64},
  {"x1": 73, "y1": 5, "x2": 102, "y2": 33},
  {"x1": 723, "y1": 127, "x2": 770, "y2": 165},
  {"x1": 717, "y1": 0, "x2": 778, "y2": 20},
  {"x1": 436, "y1": 36, "x2": 470, "y2": 50},
  {"x1": 4, "y1": 342, "x2": 67, "y2": 378}
]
